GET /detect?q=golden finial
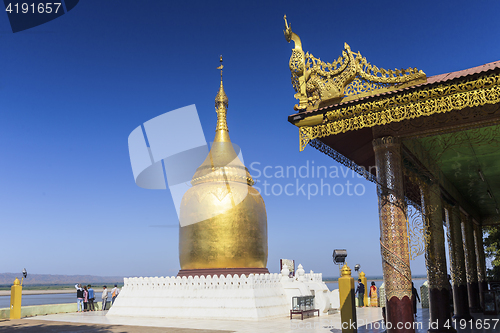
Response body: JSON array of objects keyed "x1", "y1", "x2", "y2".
[
  {"x1": 217, "y1": 55, "x2": 223, "y2": 79},
  {"x1": 215, "y1": 55, "x2": 228, "y2": 134},
  {"x1": 340, "y1": 264, "x2": 352, "y2": 277}
]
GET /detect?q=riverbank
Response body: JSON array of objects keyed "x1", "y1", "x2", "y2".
[
  {"x1": 323, "y1": 276, "x2": 426, "y2": 283},
  {"x1": 0, "y1": 288, "x2": 109, "y2": 296},
  {"x1": 0, "y1": 278, "x2": 428, "y2": 296}
]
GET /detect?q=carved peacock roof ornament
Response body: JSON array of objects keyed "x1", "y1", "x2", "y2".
[{"x1": 284, "y1": 15, "x2": 427, "y2": 111}]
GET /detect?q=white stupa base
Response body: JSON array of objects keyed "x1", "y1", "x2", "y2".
[
  {"x1": 107, "y1": 273, "x2": 289, "y2": 320},
  {"x1": 107, "y1": 266, "x2": 339, "y2": 320}
]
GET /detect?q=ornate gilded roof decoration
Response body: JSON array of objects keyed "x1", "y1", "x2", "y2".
[
  {"x1": 298, "y1": 71, "x2": 500, "y2": 150},
  {"x1": 284, "y1": 15, "x2": 427, "y2": 111}
]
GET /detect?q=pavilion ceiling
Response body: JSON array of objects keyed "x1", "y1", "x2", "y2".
[{"x1": 413, "y1": 125, "x2": 500, "y2": 221}]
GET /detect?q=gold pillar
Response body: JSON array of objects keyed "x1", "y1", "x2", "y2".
[
  {"x1": 473, "y1": 223, "x2": 487, "y2": 310},
  {"x1": 461, "y1": 213, "x2": 482, "y2": 312},
  {"x1": 422, "y1": 183, "x2": 453, "y2": 331},
  {"x1": 445, "y1": 205, "x2": 472, "y2": 320},
  {"x1": 339, "y1": 264, "x2": 357, "y2": 333},
  {"x1": 373, "y1": 136, "x2": 414, "y2": 333},
  {"x1": 10, "y1": 278, "x2": 22, "y2": 319},
  {"x1": 359, "y1": 271, "x2": 368, "y2": 307}
]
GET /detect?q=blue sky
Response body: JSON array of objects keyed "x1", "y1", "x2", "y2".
[{"x1": 1, "y1": 0, "x2": 499, "y2": 279}]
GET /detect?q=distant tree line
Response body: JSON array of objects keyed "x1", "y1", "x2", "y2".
[{"x1": 484, "y1": 226, "x2": 500, "y2": 280}]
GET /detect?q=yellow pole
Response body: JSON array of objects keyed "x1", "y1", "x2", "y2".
[
  {"x1": 10, "y1": 278, "x2": 22, "y2": 319},
  {"x1": 338, "y1": 264, "x2": 357, "y2": 333},
  {"x1": 359, "y1": 271, "x2": 368, "y2": 307}
]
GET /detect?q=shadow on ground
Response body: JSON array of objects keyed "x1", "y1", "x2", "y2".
[{"x1": 0, "y1": 319, "x2": 234, "y2": 333}]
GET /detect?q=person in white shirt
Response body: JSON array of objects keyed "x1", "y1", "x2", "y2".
[
  {"x1": 101, "y1": 285, "x2": 108, "y2": 311},
  {"x1": 74, "y1": 284, "x2": 84, "y2": 312},
  {"x1": 111, "y1": 284, "x2": 120, "y2": 304}
]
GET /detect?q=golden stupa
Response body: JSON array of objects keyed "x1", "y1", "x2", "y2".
[{"x1": 178, "y1": 57, "x2": 268, "y2": 275}]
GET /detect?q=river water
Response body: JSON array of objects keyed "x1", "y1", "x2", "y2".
[
  {"x1": 325, "y1": 277, "x2": 426, "y2": 292},
  {"x1": 0, "y1": 293, "x2": 75, "y2": 309},
  {"x1": 0, "y1": 279, "x2": 427, "y2": 309}
]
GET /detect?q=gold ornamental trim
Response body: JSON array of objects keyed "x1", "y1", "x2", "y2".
[
  {"x1": 462, "y1": 214, "x2": 479, "y2": 284},
  {"x1": 372, "y1": 136, "x2": 400, "y2": 150},
  {"x1": 474, "y1": 224, "x2": 487, "y2": 283},
  {"x1": 380, "y1": 241, "x2": 413, "y2": 300},
  {"x1": 298, "y1": 72, "x2": 500, "y2": 151},
  {"x1": 403, "y1": 169, "x2": 428, "y2": 261}
]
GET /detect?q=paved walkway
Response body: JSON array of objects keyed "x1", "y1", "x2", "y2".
[
  {"x1": 5, "y1": 308, "x2": 378, "y2": 333},
  {"x1": 0, "y1": 318, "x2": 227, "y2": 333},
  {"x1": 0, "y1": 308, "x2": 498, "y2": 332},
  {"x1": 357, "y1": 308, "x2": 500, "y2": 333}
]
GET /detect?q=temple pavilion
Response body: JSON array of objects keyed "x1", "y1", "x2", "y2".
[{"x1": 283, "y1": 16, "x2": 500, "y2": 333}]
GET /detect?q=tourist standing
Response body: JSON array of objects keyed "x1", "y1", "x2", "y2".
[
  {"x1": 87, "y1": 285, "x2": 95, "y2": 311},
  {"x1": 356, "y1": 279, "x2": 365, "y2": 307},
  {"x1": 83, "y1": 285, "x2": 89, "y2": 312},
  {"x1": 411, "y1": 282, "x2": 420, "y2": 318},
  {"x1": 369, "y1": 281, "x2": 378, "y2": 307},
  {"x1": 101, "y1": 285, "x2": 108, "y2": 311},
  {"x1": 111, "y1": 284, "x2": 120, "y2": 305},
  {"x1": 75, "y1": 284, "x2": 84, "y2": 312}
]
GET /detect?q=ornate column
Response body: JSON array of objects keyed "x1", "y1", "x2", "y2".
[
  {"x1": 473, "y1": 223, "x2": 487, "y2": 310},
  {"x1": 461, "y1": 213, "x2": 482, "y2": 313},
  {"x1": 445, "y1": 206, "x2": 472, "y2": 320},
  {"x1": 422, "y1": 183, "x2": 454, "y2": 332},
  {"x1": 373, "y1": 136, "x2": 414, "y2": 333}
]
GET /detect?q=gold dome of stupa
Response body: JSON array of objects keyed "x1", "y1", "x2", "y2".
[{"x1": 178, "y1": 57, "x2": 268, "y2": 273}]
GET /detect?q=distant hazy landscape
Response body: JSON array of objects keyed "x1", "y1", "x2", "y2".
[
  {"x1": 0, "y1": 273, "x2": 124, "y2": 289},
  {"x1": 322, "y1": 275, "x2": 427, "y2": 282},
  {"x1": 0, "y1": 273, "x2": 428, "y2": 289}
]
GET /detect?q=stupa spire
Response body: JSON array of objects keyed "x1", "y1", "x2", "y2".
[
  {"x1": 215, "y1": 55, "x2": 229, "y2": 142},
  {"x1": 189, "y1": 57, "x2": 254, "y2": 186}
]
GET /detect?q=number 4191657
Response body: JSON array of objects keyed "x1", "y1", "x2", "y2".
[
  {"x1": 444, "y1": 318, "x2": 498, "y2": 330},
  {"x1": 5, "y1": 2, "x2": 62, "y2": 14}
]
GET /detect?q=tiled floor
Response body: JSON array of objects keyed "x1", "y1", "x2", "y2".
[
  {"x1": 1, "y1": 318, "x2": 229, "y2": 333},
  {"x1": 357, "y1": 309, "x2": 500, "y2": 333},
  {"x1": 25, "y1": 308, "x2": 374, "y2": 333},
  {"x1": 20, "y1": 308, "x2": 500, "y2": 333}
]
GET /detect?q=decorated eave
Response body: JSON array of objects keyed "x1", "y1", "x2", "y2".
[{"x1": 289, "y1": 59, "x2": 500, "y2": 151}]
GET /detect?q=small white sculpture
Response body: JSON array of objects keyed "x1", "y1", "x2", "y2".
[
  {"x1": 281, "y1": 263, "x2": 290, "y2": 277},
  {"x1": 296, "y1": 264, "x2": 305, "y2": 281}
]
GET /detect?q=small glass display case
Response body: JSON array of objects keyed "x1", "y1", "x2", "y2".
[{"x1": 292, "y1": 296, "x2": 315, "y2": 311}]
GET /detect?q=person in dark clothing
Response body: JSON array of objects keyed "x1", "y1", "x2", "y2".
[
  {"x1": 356, "y1": 279, "x2": 365, "y2": 307},
  {"x1": 412, "y1": 282, "x2": 420, "y2": 318},
  {"x1": 87, "y1": 285, "x2": 96, "y2": 311}
]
